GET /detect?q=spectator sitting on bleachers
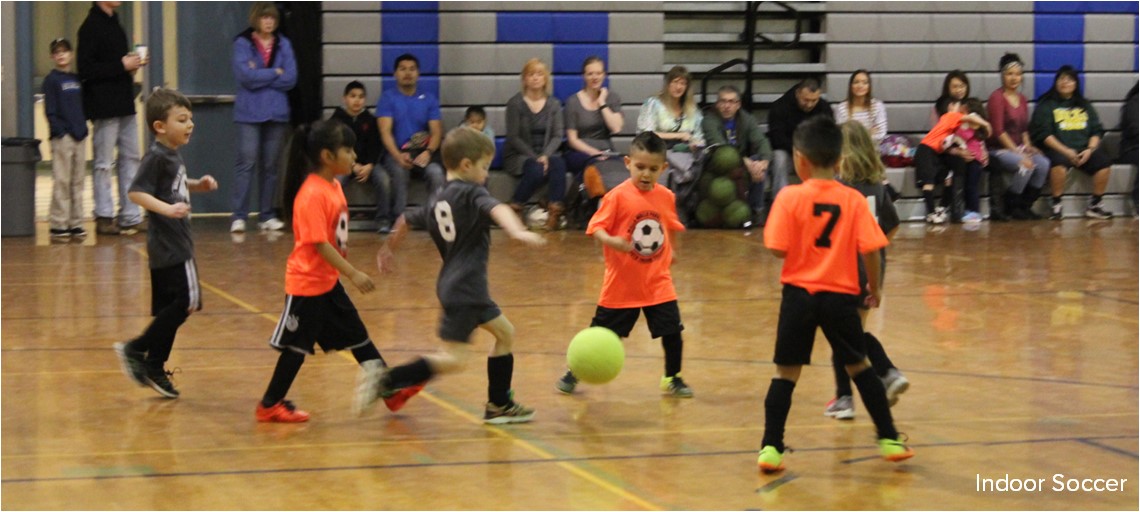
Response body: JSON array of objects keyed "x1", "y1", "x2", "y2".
[
  {"x1": 832, "y1": 69, "x2": 887, "y2": 145},
  {"x1": 986, "y1": 53, "x2": 1048, "y2": 221},
  {"x1": 701, "y1": 85, "x2": 772, "y2": 227},
  {"x1": 378, "y1": 53, "x2": 445, "y2": 229},
  {"x1": 1029, "y1": 65, "x2": 1113, "y2": 220},
  {"x1": 915, "y1": 97, "x2": 987, "y2": 224},
  {"x1": 564, "y1": 56, "x2": 624, "y2": 182},
  {"x1": 460, "y1": 105, "x2": 495, "y2": 142},
  {"x1": 1118, "y1": 83, "x2": 1137, "y2": 216},
  {"x1": 930, "y1": 70, "x2": 971, "y2": 129},
  {"x1": 330, "y1": 81, "x2": 388, "y2": 233},
  {"x1": 504, "y1": 58, "x2": 567, "y2": 230},
  {"x1": 638, "y1": 65, "x2": 705, "y2": 148},
  {"x1": 765, "y1": 78, "x2": 833, "y2": 215},
  {"x1": 952, "y1": 99, "x2": 993, "y2": 224}
]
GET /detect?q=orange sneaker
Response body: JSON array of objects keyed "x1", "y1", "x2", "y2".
[
  {"x1": 256, "y1": 400, "x2": 310, "y2": 423},
  {"x1": 383, "y1": 384, "x2": 424, "y2": 412}
]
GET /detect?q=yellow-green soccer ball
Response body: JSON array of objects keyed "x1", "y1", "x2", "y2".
[{"x1": 567, "y1": 327, "x2": 625, "y2": 384}]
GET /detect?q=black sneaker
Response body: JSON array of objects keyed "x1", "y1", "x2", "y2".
[
  {"x1": 113, "y1": 342, "x2": 147, "y2": 386},
  {"x1": 555, "y1": 370, "x2": 578, "y2": 394},
  {"x1": 145, "y1": 366, "x2": 181, "y2": 398},
  {"x1": 50, "y1": 228, "x2": 71, "y2": 240},
  {"x1": 69, "y1": 226, "x2": 88, "y2": 239},
  {"x1": 1085, "y1": 204, "x2": 1113, "y2": 220}
]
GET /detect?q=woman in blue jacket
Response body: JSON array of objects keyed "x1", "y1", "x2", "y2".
[{"x1": 230, "y1": 2, "x2": 297, "y2": 233}]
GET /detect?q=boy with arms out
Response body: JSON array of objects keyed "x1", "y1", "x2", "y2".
[
  {"x1": 358, "y1": 127, "x2": 545, "y2": 424},
  {"x1": 556, "y1": 131, "x2": 693, "y2": 397},
  {"x1": 114, "y1": 88, "x2": 218, "y2": 398},
  {"x1": 757, "y1": 116, "x2": 912, "y2": 472}
]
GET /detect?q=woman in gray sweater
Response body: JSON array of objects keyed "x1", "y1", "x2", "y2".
[{"x1": 504, "y1": 58, "x2": 566, "y2": 230}]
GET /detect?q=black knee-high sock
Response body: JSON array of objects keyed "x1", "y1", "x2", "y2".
[
  {"x1": 662, "y1": 333, "x2": 683, "y2": 377},
  {"x1": 864, "y1": 333, "x2": 896, "y2": 378},
  {"x1": 852, "y1": 368, "x2": 899, "y2": 441},
  {"x1": 832, "y1": 355, "x2": 853, "y2": 397},
  {"x1": 262, "y1": 350, "x2": 305, "y2": 407},
  {"x1": 923, "y1": 190, "x2": 936, "y2": 214},
  {"x1": 761, "y1": 378, "x2": 796, "y2": 453},
  {"x1": 385, "y1": 358, "x2": 433, "y2": 389},
  {"x1": 487, "y1": 353, "x2": 514, "y2": 407},
  {"x1": 351, "y1": 342, "x2": 384, "y2": 366}
]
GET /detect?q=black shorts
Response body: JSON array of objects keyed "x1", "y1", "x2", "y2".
[
  {"x1": 773, "y1": 285, "x2": 866, "y2": 366},
  {"x1": 150, "y1": 259, "x2": 202, "y2": 315},
  {"x1": 269, "y1": 282, "x2": 371, "y2": 355},
  {"x1": 439, "y1": 303, "x2": 502, "y2": 342},
  {"x1": 1043, "y1": 146, "x2": 1113, "y2": 175},
  {"x1": 590, "y1": 300, "x2": 684, "y2": 338}
]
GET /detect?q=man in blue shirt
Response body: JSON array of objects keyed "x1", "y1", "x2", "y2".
[{"x1": 377, "y1": 54, "x2": 445, "y2": 232}]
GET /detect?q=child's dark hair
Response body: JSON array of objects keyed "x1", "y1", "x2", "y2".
[
  {"x1": 963, "y1": 97, "x2": 987, "y2": 119},
  {"x1": 441, "y1": 126, "x2": 495, "y2": 170},
  {"x1": 343, "y1": 80, "x2": 365, "y2": 96},
  {"x1": 629, "y1": 131, "x2": 667, "y2": 157},
  {"x1": 282, "y1": 120, "x2": 357, "y2": 220},
  {"x1": 935, "y1": 95, "x2": 962, "y2": 117},
  {"x1": 49, "y1": 37, "x2": 71, "y2": 54},
  {"x1": 464, "y1": 106, "x2": 486, "y2": 120},
  {"x1": 145, "y1": 88, "x2": 192, "y2": 133},
  {"x1": 792, "y1": 116, "x2": 843, "y2": 169}
]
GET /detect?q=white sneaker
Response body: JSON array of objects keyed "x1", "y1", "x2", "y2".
[
  {"x1": 230, "y1": 219, "x2": 246, "y2": 233},
  {"x1": 259, "y1": 217, "x2": 285, "y2": 231}
]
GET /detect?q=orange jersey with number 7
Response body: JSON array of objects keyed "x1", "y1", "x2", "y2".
[{"x1": 764, "y1": 179, "x2": 888, "y2": 295}]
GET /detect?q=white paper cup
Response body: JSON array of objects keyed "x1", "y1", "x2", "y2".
[{"x1": 135, "y1": 45, "x2": 148, "y2": 63}]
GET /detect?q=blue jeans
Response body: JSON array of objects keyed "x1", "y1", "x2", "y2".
[
  {"x1": 91, "y1": 115, "x2": 142, "y2": 225},
  {"x1": 382, "y1": 154, "x2": 445, "y2": 221},
  {"x1": 337, "y1": 165, "x2": 389, "y2": 222},
  {"x1": 511, "y1": 156, "x2": 567, "y2": 204},
  {"x1": 232, "y1": 121, "x2": 289, "y2": 221},
  {"x1": 989, "y1": 149, "x2": 1049, "y2": 194}
]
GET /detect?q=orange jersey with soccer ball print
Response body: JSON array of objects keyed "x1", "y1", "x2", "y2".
[
  {"x1": 587, "y1": 179, "x2": 686, "y2": 309},
  {"x1": 285, "y1": 173, "x2": 350, "y2": 296},
  {"x1": 764, "y1": 178, "x2": 888, "y2": 295}
]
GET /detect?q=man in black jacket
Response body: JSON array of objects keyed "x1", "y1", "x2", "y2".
[
  {"x1": 78, "y1": 1, "x2": 146, "y2": 235},
  {"x1": 766, "y1": 79, "x2": 833, "y2": 210}
]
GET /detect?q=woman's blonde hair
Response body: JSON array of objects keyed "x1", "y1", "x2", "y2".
[
  {"x1": 839, "y1": 121, "x2": 884, "y2": 185},
  {"x1": 520, "y1": 58, "x2": 552, "y2": 95},
  {"x1": 658, "y1": 65, "x2": 695, "y2": 117},
  {"x1": 248, "y1": 2, "x2": 279, "y2": 31}
]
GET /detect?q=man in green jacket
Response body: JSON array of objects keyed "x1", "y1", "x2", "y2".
[{"x1": 701, "y1": 85, "x2": 773, "y2": 226}]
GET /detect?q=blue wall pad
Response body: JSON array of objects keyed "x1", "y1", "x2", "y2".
[
  {"x1": 553, "y1": 76, "x2": 580, "y2": 103},
  {"x1": 382, "y1": 13, "x2": 440, "y2": 43},
  {"x1": 553, "y1": 44, "x2": 608, "y2": 74},
  {"x1": 1034, "y1": 1, "x2": 1086, "y2": 13},
  {"x1": 1034, "y1": 43, "x2": 1084, "y2": 72},
  {"x1": 382, "y1": 45, "x2": 440, "y2": 74},
  {"x1": 496, "y1": 13, "x2": 553, "y2": 43},
  {"x1": 553, "y1": 13, "x2": 609, "y2": 43},
  {"x1": 380, "y1": 76, "x2": 440, "y2": 98},
  {"x1": 1085, "y1": 1, "x2": 1138, "y2": 13},
  {"x1": 1034, "y1": 14, "x2": 1085, "y2": 42},
  {"x1": 381, "y1": 2, "x2": 439, "y2": 11}
]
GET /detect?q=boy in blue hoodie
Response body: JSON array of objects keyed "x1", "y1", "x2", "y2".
[{"x1": 42, "y1": 38, "x2": 89, "y2": 241}]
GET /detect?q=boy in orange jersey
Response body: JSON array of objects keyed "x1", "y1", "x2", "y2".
[
  {"x1": 555, "y1": 131, "x2": 693, "y2": 397},
  {"x1": 756, "y1": 116, "x2": 913, "y2": 473}
]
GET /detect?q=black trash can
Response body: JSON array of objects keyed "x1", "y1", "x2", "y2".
[{"x1": 2, "y1": 137, "x2": 42, "y2": 237}]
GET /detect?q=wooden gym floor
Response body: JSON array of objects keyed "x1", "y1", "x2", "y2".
[{"x1": 2, "y1": 216, "x2": 1137, "y2": 510}]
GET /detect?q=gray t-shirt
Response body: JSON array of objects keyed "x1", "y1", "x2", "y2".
[
  {"x1": 406, "y1": 180, "x2": 501, "y2": 307},
  {"x1": 845, "y1": 179, "x2": 898, "y2": 287},
  {"x1": 565, "y1": 90, "x2": 622, "y2": 148},
  {"x1": 130, "y1": 142, "x2": 194, "y2": 269}
]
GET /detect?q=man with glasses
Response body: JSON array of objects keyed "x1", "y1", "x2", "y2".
[{"x1": 702, "y1": 85, "x2": 772, "y2": 227}]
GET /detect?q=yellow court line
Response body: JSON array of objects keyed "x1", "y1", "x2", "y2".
[
  {"x1": 415, "y1": 391, "x2": 664, "y2": 511},
  {"x1": 1, "y1": 280, "x2": 151, "y2": 287},
  {"x1": 121, "y1": 245, "x2": 660, "y2": 510}
]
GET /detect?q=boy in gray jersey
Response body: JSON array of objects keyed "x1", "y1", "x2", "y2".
[
  {"x1": 357, "y1": 127, "x2": 546, "y2": 424},
  {"x1": 113, "y1": 88, "x2": 218, "y2": 398}
]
